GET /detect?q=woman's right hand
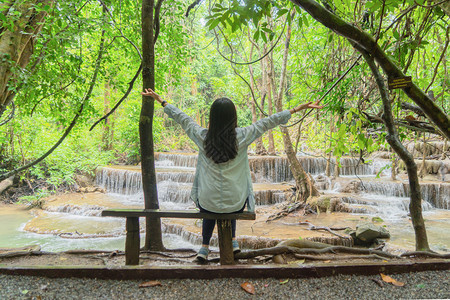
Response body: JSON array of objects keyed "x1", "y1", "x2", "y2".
[{"x1": 141, "y1": 88, "x2": 163, "y2": 104}]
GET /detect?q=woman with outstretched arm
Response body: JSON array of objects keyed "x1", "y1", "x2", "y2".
[{"x1": 141, "y1": 88, "x2": 323, "y2": 262}]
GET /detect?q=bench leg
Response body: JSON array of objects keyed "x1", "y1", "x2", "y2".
[
  {"x1": 217, "y1": 219, "x2": 234, "y2": 265},
  {"x1": 125, "y1": 217, "x2": 140, "y2": 265}
]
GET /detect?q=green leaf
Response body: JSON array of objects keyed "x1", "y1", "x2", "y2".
[
  {"x1": 277, "y1": 9, "x2": 289, "y2": 17},
  {"x1": 261, "y1": 32, "x2": 267, "y2": 43},
  {"x1": 253, "y1": 30, "x2": 260, "y2": 42},
  {"x1": 0, "y1": 13, "x2": 6, "y2": 24},
  {"x1": 393, "y1": 29, "x2": 400, "y2": 40},
  {"x1": 328, "y1": 34, "x2": 333, "y2": 43},
  {"x1": 208, "y1": 18, "x2": 221, "y2": 30},
  {"x1": 269, "y1": 32, "x2": 275, "y2": 41},
  {"x1": 303, "y1": 15, "x2": 309, "y2": 27}
]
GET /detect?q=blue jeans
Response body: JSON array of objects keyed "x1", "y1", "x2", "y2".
[{"x1": 198, "y1": 200, "x2": 247, "y2": 246}]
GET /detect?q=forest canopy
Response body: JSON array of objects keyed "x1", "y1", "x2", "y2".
[{"x1": 0, "y1": 0, "x2": 448, "y2": 189}]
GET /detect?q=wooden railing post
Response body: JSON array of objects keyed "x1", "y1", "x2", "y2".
[
  {"x1": 125, "y1": 217, "x2": 140, "y2": 265},
  {"x1": 217, "y1": 219, "x2": 234, "y2": 265}
]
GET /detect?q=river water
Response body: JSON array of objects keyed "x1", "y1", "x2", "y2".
[{"x1": 1, "y1": 152, "x2": 449, "y2": 253}]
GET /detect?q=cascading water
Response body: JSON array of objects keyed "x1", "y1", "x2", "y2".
[
  {"x1": 3, "y1": 151, "x2": 448, "y2": 252},
  {"x1": 358, "y1": 181, "x2": 449, "y2": 209}
]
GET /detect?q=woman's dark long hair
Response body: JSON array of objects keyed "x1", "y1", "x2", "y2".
[{"x1": 204, "y1": 98, "x2": 238, "y2": 164}]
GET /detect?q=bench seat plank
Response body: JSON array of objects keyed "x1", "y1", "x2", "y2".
[{"x1": 102, "y1": 209, "x2": 256, "y2": 220}]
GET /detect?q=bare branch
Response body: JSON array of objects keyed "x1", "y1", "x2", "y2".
[
  {"x1": 0, "y1": 101, "x2": 15, "y2": 126},
  {"x1": 425, "y1": 25, "x2": 449, "y2": 92},
  {"x1": 213, "y1": 15, "x2": 288, "y2": 66},
  {"x1": 90, "y1": 63, "x2": 143, "y2": 131},
  {"x1": 154, "y1": 0, "x2": 164, "y2": 44},
  {"x1": 185, "y1": 0, "x2": 202, "y2": 17}
]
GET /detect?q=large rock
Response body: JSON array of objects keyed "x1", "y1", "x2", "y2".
[
  {"x1": 75, "y1": 174, "x2": 93, "y2": 188},
  {"x1": 0, "y1": 176, "x2": 14, "y2": 195},
  {"x1": 355, "y1": 223, "x2": 390, "y2": 242},
  {"x1": 339, "y1": 180, "x2": 361, "y2": 193}
]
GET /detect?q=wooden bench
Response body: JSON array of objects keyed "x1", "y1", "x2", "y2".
[{"x1": 101, "y1": 209, "x2": 256, "y2": 265}]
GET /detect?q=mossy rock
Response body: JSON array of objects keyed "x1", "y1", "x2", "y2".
[{"x1": 307, "y1": 195, "x2": 332, "y2": 212}]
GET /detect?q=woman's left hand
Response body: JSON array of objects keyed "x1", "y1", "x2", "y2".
[
  {"x1": 303, "y1": 100, "x2": 323, "y2": 110},
  {"x1": 141, "y1": 88, "x2": 163, "y2": 104},
  {"x1": 291, "y1": 100, "x2": 324, "y2": 114}
]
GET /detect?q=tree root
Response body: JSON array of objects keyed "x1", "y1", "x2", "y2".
[
  {"x1": 235, "y1": 245, "x2": 399, "y2": 260},
  {"x1": 266, "y1": 201, "x2": 308, "y2": 222},
  {"x1": 63, "y1": 250, "x2": 119, "y2": 255},
  {"x1": 0, "y1": 251, "x2": 56, "y2": 258},
  {"x1": 298, "y1": 221, "x2": 352, "y2": 239},
  {"x1": 141, "y1": 256, "x2": 192, "y2": 264},
  {"x1": 293, "y1": 254, "x2": 386, "y2": 261},
  {"x1": 140, "y1": 251, "x2": 197, "y2": 258},
  {"x1": 400, "y1": 251, "x2": 450, "y2": 259},
  {"x1": 81, "y1": 255, "x2": 107, "y2": 265}
]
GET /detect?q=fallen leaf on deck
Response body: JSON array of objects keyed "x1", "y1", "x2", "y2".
[
  {"x1": 59, "y1": 257, "x2": 67, "y2": 261},
  {"x1": 380, "y1": 273, "x2": 405, "y2": 287},
  {"x1": 323, "y1": 260, "x2": 331, "y2": 263},
  {"x1": 392, "y1": 281, "x2": 405, "y2": 287},
  {"x1": 240, "y1": 282, "x2": 255, "y2": 294},
  {"x1": 139, "y1": 280, "x2": 162, "y2": 288},
  {"x1": 288, "y1": 259, "x2": 305, "y2": 265},
  {"x1": 279, "y1": 279, "x2": 289, "y2": 285}
]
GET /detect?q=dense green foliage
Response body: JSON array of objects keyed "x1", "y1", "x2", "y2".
[{"x1": 0, "y1": 0, "x2": 448, "y2": 189}]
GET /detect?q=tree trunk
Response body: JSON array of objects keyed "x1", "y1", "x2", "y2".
[
  {"x1": 271, "y1": 12, "x2": 319, "y2": 201},
  {"x1": 391, "y1": 152, "x2": 397, "y2": 181},
  {"x1": 334, "y1": 158, "x2": 340, "y2": 178},
  {"x1": 265, "y1": 33, "x2": 275, "y2": 155},
  {"x1": 255, "y1": 45, "x2": 268, "y2": 155},
  {"x1": 0, "y1": 0, "x2": 53, "y2": 118},
  {"x1": 362, "y1": 51, "x2": 430, "y2": 251},
  {"x1": 267, "y1": 72, "x2": 275, "y2": 155},
  {"x1": 102, "y1": 80, "x2": 113, "y2": 151},
  {"x1": 141, "y1": 0, "x2": 164, "y2": 251},
  {"x1": 289, "y1": 0, "x2": 450, "y2": 139}
]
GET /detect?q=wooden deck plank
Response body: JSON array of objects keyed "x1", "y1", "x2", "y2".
[{"x1": 101, "y1": 209, "x2": 256, "y2": 220}]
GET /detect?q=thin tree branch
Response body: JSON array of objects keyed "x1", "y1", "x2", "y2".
[
  {"x1": 30, "y1": 77, "x2": 78, "y2": 117},
  {"x1": 213, "y1": 27, "x2": 268, "y2": 116},
  {"x1": 185, "y1": 0, "x2": 202, "y2": 17},
  {"x1": 0, "y1": 101, "x2": 15, "y2": 126},
  {"x1": 98, "y1": 0, "x2": 142, "y2": 60},
  {"x1": 375, "y1": 0, "x2": 386, "y2": 42},
  {"x1": 414, "y1": 0, "x2": 449, "y2": 8},
  {"x1": 154, "y1": 0, "x2": 164, "y2": 44},
  {"x1": 385, "y1": 5, "x2": 417, "y2": 32},
  {"x1": 90, "y1": 63, "x2": 143, "y2": 131},
  {"x1": 213, "y1": 16, "x2": 288, "y2": 66},
  {"x1": 425, "y1": 25, "x2": 449, "y2": 92},
  {"x1": 282, "y1": 54, "x2": 362, "y2": 127}
]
